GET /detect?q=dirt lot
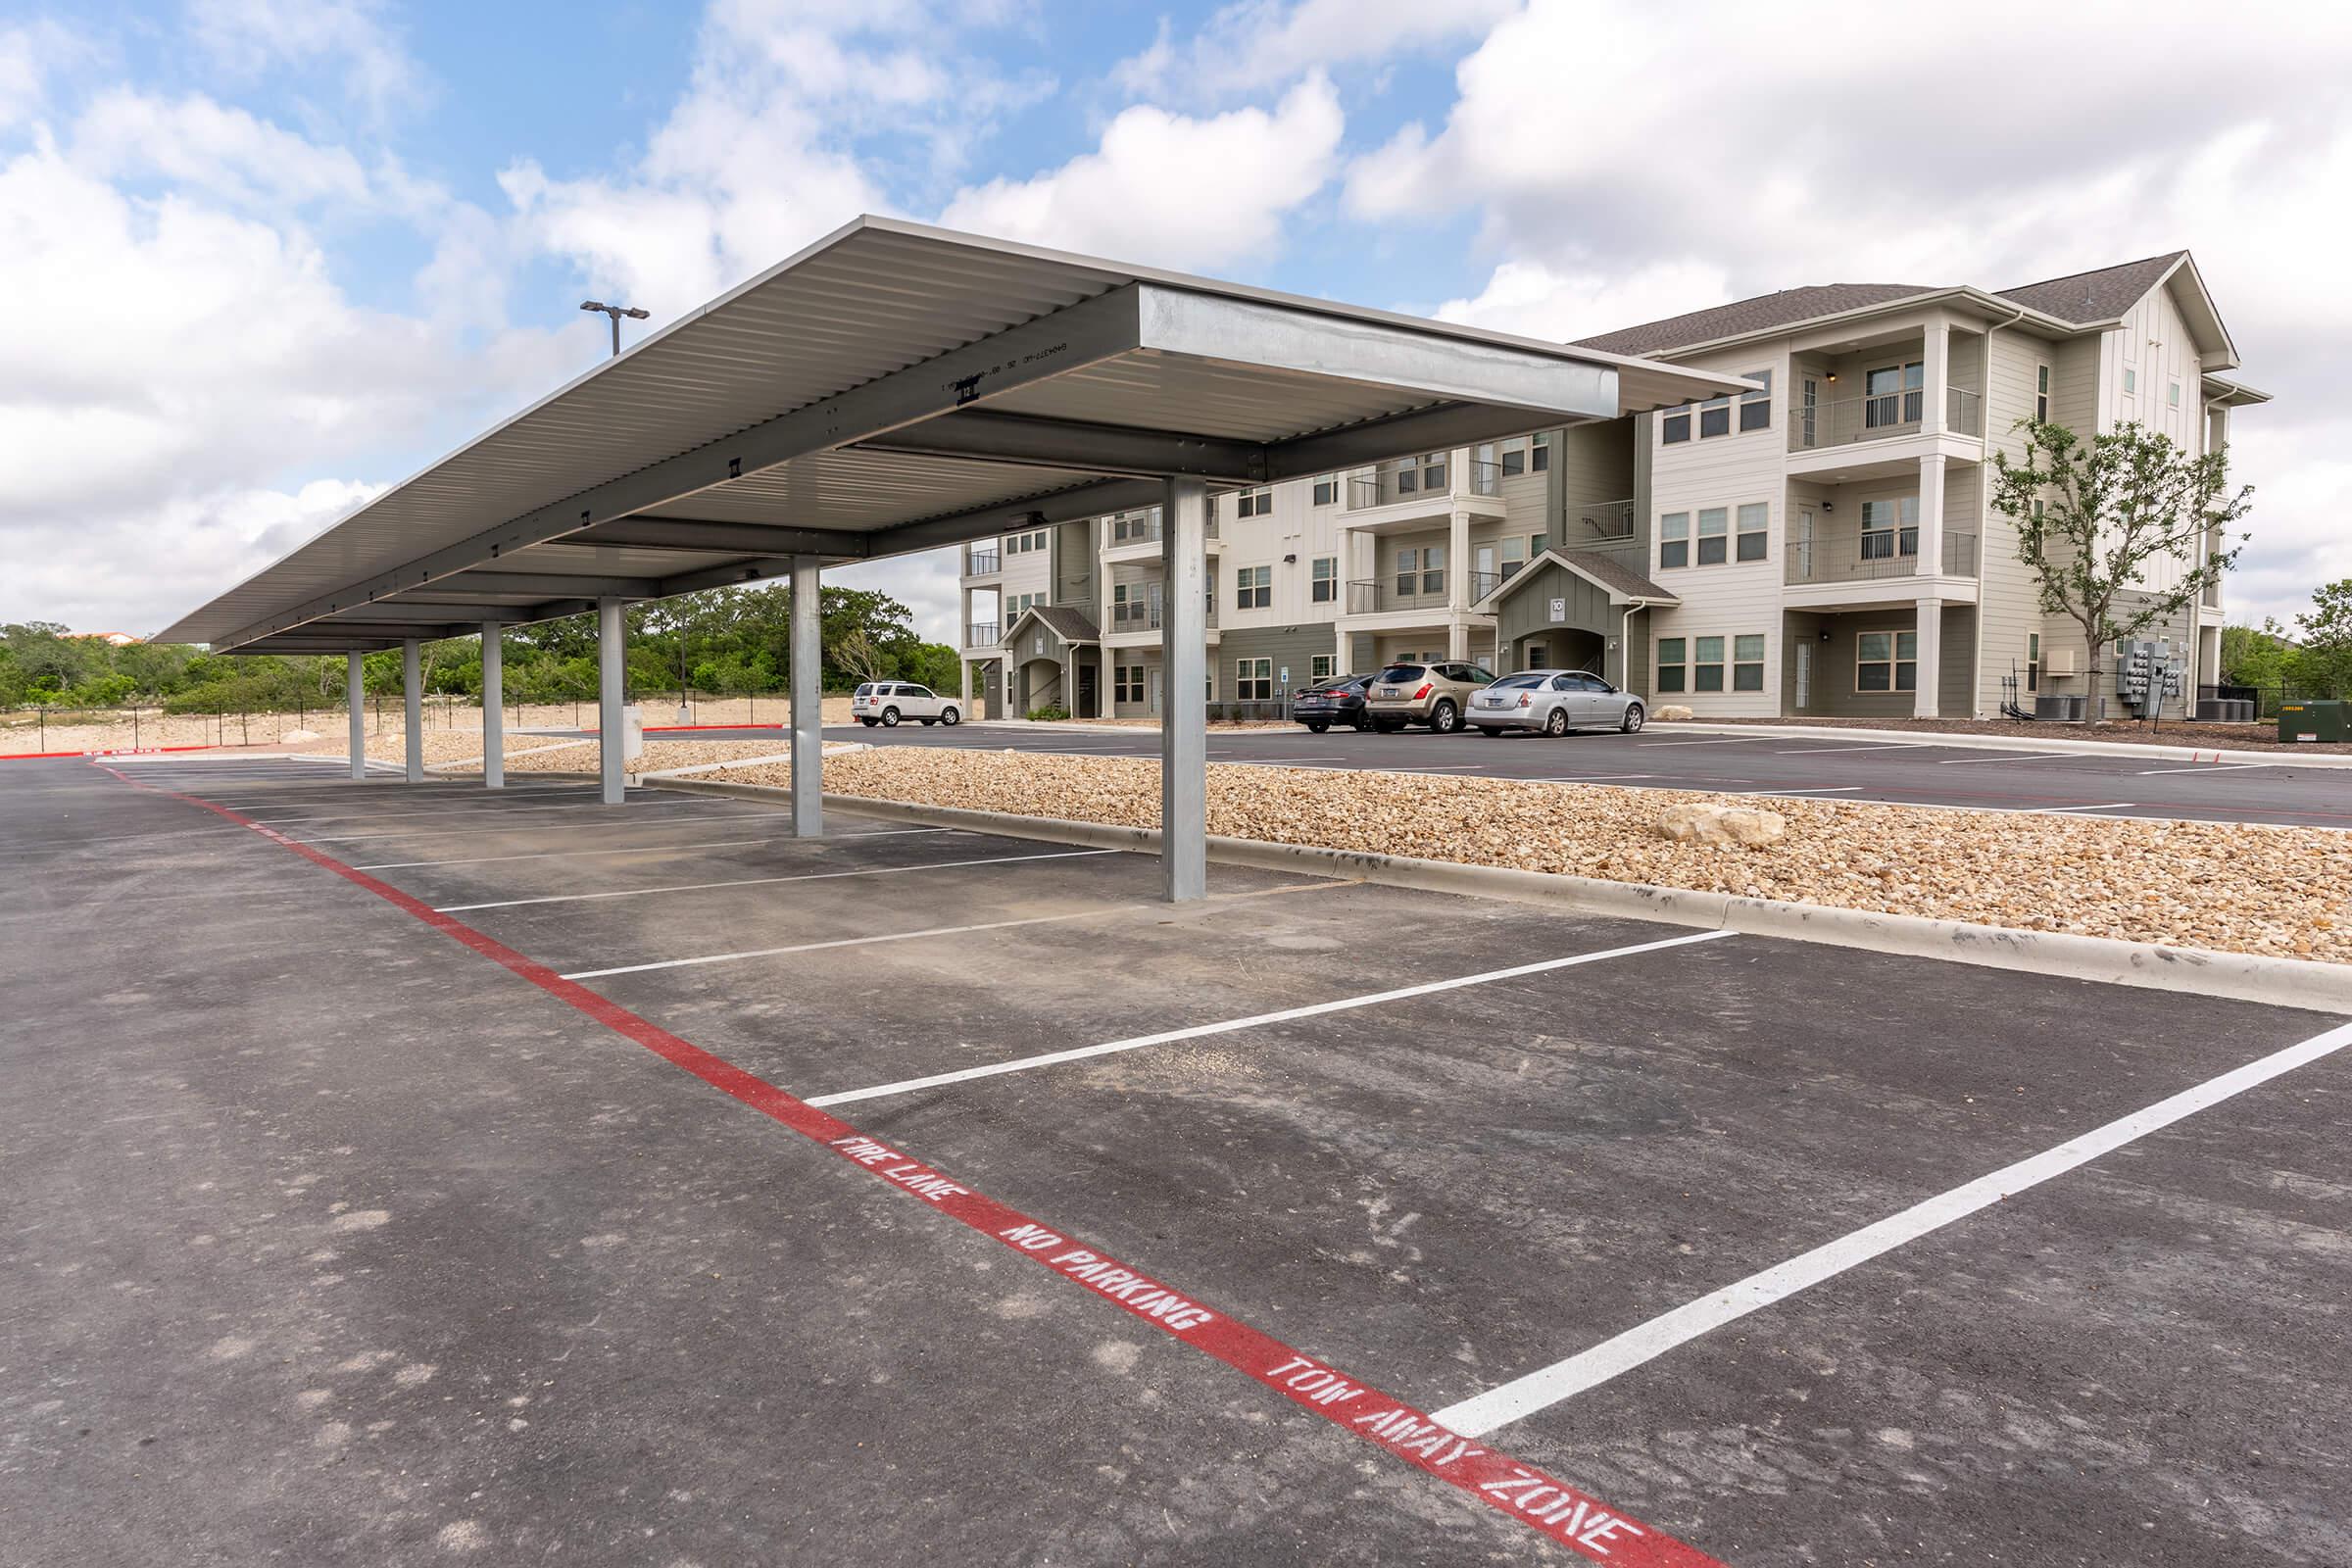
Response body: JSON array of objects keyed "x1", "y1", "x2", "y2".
[
  {"x1": 1694, "y1": 712, "x2": 2348, "y2": 754},
  {"x1": 701, "y1": 745, "x2": 2351, "y2": 963}
]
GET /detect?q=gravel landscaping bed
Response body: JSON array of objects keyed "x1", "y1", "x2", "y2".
[
  {"x1": 702, "y1": 747, "x2": 2349, "y2": 963},
  {"x1": 1689, "y1": 714, "x2": 2349, "y2": 754},
  {"x1": 440, "y1": 738, "x2": 852, "y2": 775}
]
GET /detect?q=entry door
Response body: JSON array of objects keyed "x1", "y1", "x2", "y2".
[
  {"x1": 1793, "y1": 509, "x2": 1816, "y2": 581},
  {"x1": 1475, "y1": 544, "x2": 1497, "y2": 600},
  {"x1": 1076, "y1": 661, "x2": 1099, "y2": 719},
  {"x1": 1794, "y1": 641, "x2": 1813, "y2": 710},
  {"x1": 1148, "y1": 668, "x2": 1162, "y2": 715}
]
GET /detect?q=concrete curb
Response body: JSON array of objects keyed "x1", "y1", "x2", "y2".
[
  {"x1": 1656, "y1": 720, "x2": 2351, "y2": 768},
  {"x1": 648, "y1": 776, "x2": 2352, "y2": 1015}
]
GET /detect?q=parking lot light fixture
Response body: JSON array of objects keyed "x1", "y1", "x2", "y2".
[{"x1": 580, "y1": 299, "x2": 652, "y2": 358}]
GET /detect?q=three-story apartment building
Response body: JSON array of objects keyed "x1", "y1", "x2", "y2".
[{"x1": 956, "y1": 252, "x2": 2266, "y2": 722}]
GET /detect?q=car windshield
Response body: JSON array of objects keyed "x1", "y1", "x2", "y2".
[
  {"x1": 1374, "y1": 664, "x2": 1426, "y2": 683},
  {"x1": 854, "y1": 683, "x2": 876, "y2": 696},
  {"x1": 1492, "y1": 674, "x2": 1547, "y2": 689}
]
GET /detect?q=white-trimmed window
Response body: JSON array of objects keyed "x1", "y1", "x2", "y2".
[
  {"x1": 1236, "y1": 564, "x2": 1271, "y2": 610},
  {"x1": 1866, "y1": 361, "x2": 1925, "y2": 427},
  {"x1": 1662, "y1": 404, "x2": 1691, "y2": 444},
  {"x1": 1860, "y1": 497, "x2": 1920, "y2": 560},
  {"x1": 2026, "y1": 632, "x2": 2041, "y2": 694},
  {"x1": 1500, "y1": 536, "x2": 1528, "y2": 579},
  {"x1": 1659, "y1": 512, "x2": 1690, "y2": 569},
  {"x1": 2124, "y1": 367, "x2": 2137, "y2": 398},
  {"x1": 1393, "y1": 453, "x2": 1447, "y2": 494},
  {"x1": 1532, "y1": 431, "x2": 1550, "y2": 471},
  {"x1": 1311, "y1": 476, "x2": 1339, "y2": 506},
  {"x1": 1115, "y1": 664, "x2": 1146, "y2": 704},
  {"x1": 1736, "y1": 502, "x2": 1769, "y2": 563},
  {"x1": 1696, "y1": 507, "x2": 1729, "y2": 565},
  {"x1": 2168, "y1": 380, "x2": 2181, "y2": 410},
  {"x1": 1697, "y1": 394, "x2": 1733, "y2": 438},
  {"x1": 2035, "y1": 365, "x2": 2051, "y2": 422},
  {"x1": 1236, "y1": 657, "x2": 1273, "y2": 701},
  {"x1": 1857, "y1": 630, "x2": 1919, "y2": 693},
  {"x1": 1691, "y1": 636, "x2": 1727, "y2": 692},
  {"x1": 1236, "y1": 487, "x2": 1274, "y2": 518},
  {"x1": 1310, "y1": 654, "x2": 1335, "y2": 681},
  {"x1": 1309, "y1": 556, "x2": 1338, "y2": 603},
  {"x1": 1733, "y1": 633, "x2": 1766, "y2": 692},
  {"x1": 1396, "y1": 545, "x2": 1444, "y2": 597},
  {"x1": 1739, "y1": 368, "x2": 1773, "y2": 431},
  {"x1": 1656, "y1": 637, "x2": 1687, "y2": 693},
  {"x1": 1530, "y1": 532, "x2": 1547, "y2": 560}
]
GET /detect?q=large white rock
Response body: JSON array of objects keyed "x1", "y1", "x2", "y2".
[
  {"x1": 280, "y1": 729, "x2": 321, "y2": 743},
  {"x1": 1655, "y1": 803, "x2": 1787, "y2": 848},
  {"x1": 1653, "y1": 705, "x2": 1696, "y2": 722}
]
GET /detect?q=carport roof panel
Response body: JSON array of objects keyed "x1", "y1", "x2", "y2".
[{"x1": 158, "y1": 217, "x2": 1751, "y2": 648}]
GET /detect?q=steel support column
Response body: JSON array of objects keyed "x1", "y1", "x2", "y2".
[
  {"x1": 1160, "y1": 475, "x2": 1208, "y2": 902},
  {"x1": 480, "y1": 622, "x2": 505, "y2": 790},
  {"x1": 790, "y1": 555, "x2": 823, "y2": 838},
  {"x1": 346, "y1": 652, "x2": 367, "y2": 782},
  {"x1": 598, "y1": 598, "x2": 626, "y2": 806},
  {"x1": 401, "y1": 639, "x2": 424, "y2": 783}
]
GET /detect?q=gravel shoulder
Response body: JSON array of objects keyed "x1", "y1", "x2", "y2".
[
  {"x1": 1689, "y1": 714, "x2": 2350, "y2": 754},
  {"x1": 700, "y1": 747, "x2": 2348, "y2": 964}
]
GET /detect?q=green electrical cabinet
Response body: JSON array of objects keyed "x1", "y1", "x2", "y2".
[{"x1": 2278, "y1": 701, "x2": 2348, "y2": 743}]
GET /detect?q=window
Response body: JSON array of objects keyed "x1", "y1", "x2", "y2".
[
  {"x1": 1236, "y1": 487, "x2": 1274, "y2": 518},
  {"x1": 1532, "y1": 432, "x2": 1550, "y2": 471},
  {"x1": 1115, "y1": 665, "x2": 1145, "y2": 705},
  {"x1": 1312, "y1": 476, "x2": 1339, "y2": 507},
  {"x1": 1698, "y1": 395, "x2": 1732, "y2": 438},
  {"x1": 1857, "y1": 630, "x2": 1919, "y2": 692},
  {"x1": 1236, "y1": 658, "x2": 1273, "y2": 701},
  {"x1": 1860, "y1": 497, "x2": 1920, "y2": 560},
  {"x1": 1696, "y1": 508, "x2": 1729, "y2": 565},
  {"x1": 1236, "y1": 564, "x2": 1271, "y2": 610},
  {"x1": 2034, "y1": 364, "x2": 2051, "y2": 422},
  {"x1": 1739, "y1": 368, "x2": 1773, "y2": 431},
  {"x1": 1395, "y1": 545, "x2": 1444, "y2": 597},
  {"x1": 1659, "y1": 512, "x2": 1690, "y2": 569},
  {"x1": 1690, "y1": 636, "x2": 1725, "y2": 692},
  {"x1": 1531, "y1": 533, "x2": 1547, "y2": 561},
  {"x1": 1662, "y1": 405, "x2": 1691, "y2": 444},
  {"x1": 1736, "y1": 502, "x2": 1769, "y2": 563},
  {"x1": 1311, "y1": 655, "x2": 1335, "y2": 681},
  {"x1": 1500, "y1": 437, "x2": 1529, "y2": 476},
  {"x1": 1500, "y1": 536, "x2": 1527, "y2": 579},
  {"x1": 1866, "y1": 361, "x2": 1925, "y2": 427},
  {"x1": 1391, "y1": 453, "x2": 1447, "y2": 494},
  {"x1": 2026, "y1": 632, "x2": 2041, "y2": 694},
  {"x1": 1656, "y1": 638, "x2": 1687, "y2": 692},
  {"x1": 1310, "y1": 556, "x2": 1338, "y2": 603},
  {"x1": 1733, "y1": 633, "x2": 1766, "y2": 692},
  {"x1": 2168, "y1": 380, "x2": 2181, "y2": 410},
  {"x1": 1006, "y1": 528, "x2": 1050, "y2": 554}
]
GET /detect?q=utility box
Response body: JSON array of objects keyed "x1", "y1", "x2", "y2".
[
  {"x1": 2278, "y1": 701, "x2": 2348, "y2": 744},
  {"x1": 621, "y1": 704, "x2": 646, "y2": 761}
]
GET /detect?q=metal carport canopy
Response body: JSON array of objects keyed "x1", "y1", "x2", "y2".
[{"x1": 155, "y1": 216, "x2": 1752, "y2": 654}]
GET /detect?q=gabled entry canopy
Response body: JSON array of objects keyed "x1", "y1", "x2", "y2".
[{"x1": 157, "y1": 217, "x2": 1752, "y2": 656}]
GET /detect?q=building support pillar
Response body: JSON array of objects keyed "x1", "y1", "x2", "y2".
[
  {"x1": 1446, "y1": 506, "x2": 1472, "y2": 661},
  {"x1": 597, "y1": 598, "x2": 626, "y2": 806},
  {"x1": 1917, "y1": 453, "x2": 1947, "y2": 577},
  {"x1": 480, "y1": 622, "x2": 505, "y2": 790},
  {"x1": 790, "y1": 555, "x2": 823, "y2": 839},
  {"x1": 1160, "y1": 475, "x2": 1208, "y2": 903},
  {"x1": 401, "y1": 639, "x2": 424, "y2": 784},
  {"x1": 1914, "y1": 597, "x2": 1944, "y2": 719},
  {"x1": 346, "y1": 652, "x2": 367, "y2": 781},
  {"x1": 1922, "y1": 317, "x2": 1950, "y2": 437}
]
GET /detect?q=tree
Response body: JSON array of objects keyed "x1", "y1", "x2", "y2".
[
  {"x1": 2220, "y1": 618, "x2": 2295, "y2": 689},
  {"x1": 1990, "y1": 419, "x2": 2252, "y2": 719},
  {"x1": 2295, "y1": 579, "x2": 2352, "y2": 698}
]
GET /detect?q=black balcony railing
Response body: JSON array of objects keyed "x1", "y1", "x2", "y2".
[
  {"x1": 965, "y1": 620, "x2": 1000, "y2": 647},
  {"x1": 1343, "y1": 459, "x2": 1499, "y2": 511},
  {"x1": 965, "y1": 549, "x2": 1000, "y2": 575},
  {"x1": 1572, "y1": 499, "x2": 1636, "y2": 542},
  {"x1": 1785, "y1": 530, "x2": 1978, "y2": 585}
]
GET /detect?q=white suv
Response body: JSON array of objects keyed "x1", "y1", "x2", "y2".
[{"x1": 852, "y1": 682, "x2": 961, "y2": 727}]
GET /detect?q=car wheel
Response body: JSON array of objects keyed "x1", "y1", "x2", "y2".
[
  {"x1": 1544, "y1": 707, "x2": 1570, "y2": 737},
  {"x1": 859, "y1": 717, "x2": 878, "y2": 727},
  {"x1": 941, "y1": 707, "x2": 960, "y2": 726},
  {"x1": 1306, "y1": 721, "x2": 1329, "y2": 733},
  {"x1": 881, "y1": 708, "x2": 901, "y2": 727},
  {"x1": 1620, "y1": 703, "x2": 1645, "y2": 734},
  {"x1": 1430, "y1": 700, "x2": 1459, "y2": 735},
  {"x1": 1350, "y1": 714, "x2": 1370, "y2": 731}
]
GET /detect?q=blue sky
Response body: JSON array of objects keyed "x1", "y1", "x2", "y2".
[{"x1": 6, "y1": 0, "x2": 2349, "y2": 644}]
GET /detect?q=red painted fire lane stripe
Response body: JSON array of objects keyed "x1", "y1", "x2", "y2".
[{"x1": 92, "y1": 760, "x2": 1728, "y2": 1567}]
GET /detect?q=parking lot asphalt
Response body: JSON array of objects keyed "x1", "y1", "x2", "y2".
[
  {"x1": 638, "y1": 721, "x2": 2352, "y2": 830},
  {"x1": 6, "y1": 755, "x2": 2349, "y2": 1566}
]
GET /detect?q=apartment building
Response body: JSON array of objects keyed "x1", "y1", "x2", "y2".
[{"x1": 956, "y1": 252, "x2": 2266, "y2": 721}]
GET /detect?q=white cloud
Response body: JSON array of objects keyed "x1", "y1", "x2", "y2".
[
  {"x1": 1114, "y1": 0, "x2": 1517, "y2": 99},
  {"x1": 938, "y1": 74, "x2": 1344, "y2": 270},
  {"x1": 71, "y1": 88, "x2": 371, "y2": 209},
  {"x1": 1348, "y1": 0, "x2": 2352, "y2": 625},
  {"x1": 186, "y1": 0, "x2": 422, "y2": 121}
]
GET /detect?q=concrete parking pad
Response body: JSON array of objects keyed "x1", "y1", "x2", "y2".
[{"x1": 7, "y1": 754, "x2": 2347, "y2": 1566}]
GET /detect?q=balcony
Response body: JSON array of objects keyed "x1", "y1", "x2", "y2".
[
  {"x1": 1790, "y1": 387, "x2": 1982, "y2": 452},
  {"x1": 1568, "y1": 498, "x2": 1636, "y2": 545},
  {"x1": 1785, "y1": 530, "x2": 1978, "y2": 586},
  {"x1": 965, "y1": 548, "x2": 1001, "y2": 576},
  {"x1": 1107, "y1": 600, "x2": 1216, "y2": 634},
  {"x1": 1345, "y1": 459, "x2": 1499, "y2": 512},
  {"x1": 1102, "y1": 507, "x2": 1217, "y2": 552},
  {"x1": 1343, "y1": 574, "x2": 1499, "y2": 616},
  {"x1": 964, "y1": 620, "x2": 1000, "y2": 648}
]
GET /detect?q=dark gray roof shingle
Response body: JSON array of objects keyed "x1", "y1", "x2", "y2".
[
  {"x1": 1571, "y1": 283, "x2": 1939, "y2": 357},
  {"x1": 1556, "y1": 550, "x2": 1678, "y2": 604},
  {"x1": 1992, "y1": 252, "x2": 2185, "y2": 323},
  {"x1": 1015, "y1": 604, "x2": 1099, "y2": 644}
]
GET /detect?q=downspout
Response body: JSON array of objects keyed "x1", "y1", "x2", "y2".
[
  {"x1": 1974, "y1": 301, "x2": 2028, "y2": 716},
  {"x1": 1619, "y1": 597, "x2": 1649, "y2": 689}
]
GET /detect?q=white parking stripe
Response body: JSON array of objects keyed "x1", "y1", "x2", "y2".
[
  {"x1": 1775, "y1": 743, "x2": 1931, "y2": 755},
  {"x1": 562, "y1": 905, "x2": 1139, "y2": 980},
  {"x1": 1741, "y1": 785, "x2": 1863, "y2": 797},
  {"x1": 1934, "y1": 751, "x2": 2079, "y2": 765},
  {"x1": 2025, "y1": 802, "x2": 2136, "y2": 813},
  {"x1": 349, "y1": 826, "x2": 956, "y2": 871},
  {"x1": 1429, "y1": 1014, "x2": 2352, "y2": 1438},
  {"x1": 804, "y1": 930, "x2": 1736, "y2": 1108},
  {"x1": 1637, "y1": 737, "x2": 1774, "y2": 747},
  {"x1": 2133, "y1": 762, "x2": 2275, "y2": 776},
  {"x1": 433, "y1": 848, "x2": 1119, "y2": 911}
]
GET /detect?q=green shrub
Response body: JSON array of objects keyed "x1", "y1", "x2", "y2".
[{"x1": 1025, "y1": 704, "x2": 1070, "y2": 722}]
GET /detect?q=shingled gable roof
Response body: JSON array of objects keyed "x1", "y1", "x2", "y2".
[
  {"x1": 1005, "y1": 604, "x2": 1100, "y2": 645},
  {"x1": 1475, "y1": 549, "x2": 1679, "y2": 611},
  {"x1": 1570, "y1": 252, "x2": 2201, "y2": 360}
]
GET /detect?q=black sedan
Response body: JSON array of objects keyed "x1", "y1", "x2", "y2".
[{"x1": 1291, "y1": 674, "x2": 1374, "y2": 733}]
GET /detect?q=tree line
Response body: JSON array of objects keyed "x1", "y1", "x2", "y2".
[{"x1": 1, "y1": 584, "x2": 960, "y2": 713}]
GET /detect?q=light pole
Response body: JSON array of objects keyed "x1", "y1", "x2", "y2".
[{"x1": 580, "y1": 300, "x2": 650, "y2": 358}]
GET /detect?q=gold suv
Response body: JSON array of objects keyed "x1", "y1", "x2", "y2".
[{"x1": 1361, "y1": 662, "x2": 1497, "y2": 734}]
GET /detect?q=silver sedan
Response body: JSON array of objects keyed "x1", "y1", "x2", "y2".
[{"x1": 1467, "y1": 670, "x2": 1647, "y2": 736}]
